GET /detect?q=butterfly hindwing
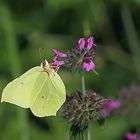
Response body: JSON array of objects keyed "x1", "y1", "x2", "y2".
[{"x1": 1, "y1": 67, "x2": 42, "y2": 108}]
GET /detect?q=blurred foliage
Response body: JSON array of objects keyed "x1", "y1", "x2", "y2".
[{"x1": 0, "y1": 0, "x2": 140, "y2": 139}]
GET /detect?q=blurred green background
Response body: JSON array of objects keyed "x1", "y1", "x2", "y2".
[{"x1": 0, "y1": 0, "x2": 140, "y2": 139}]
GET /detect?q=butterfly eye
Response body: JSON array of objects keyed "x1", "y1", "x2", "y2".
[
  {"x1": 40, "y1": 60, "x2": 46, "y2": 68},
  {"x1": 42, "y1": 60, "x2": 46, "y2": 67}
]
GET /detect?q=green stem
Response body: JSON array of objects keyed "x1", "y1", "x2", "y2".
[
  {"x1": 81, "y1": 71, "x2": 91, "y2": 140},
  {"x1": 87, "y1": 129, "x2": 91, "y2": 140},
  {"x1": 81, "y1": 71, "x2": 86, "y2": 95},
  {"x1": 0, "y1": 2, "x2": 29, "y2": 140}
]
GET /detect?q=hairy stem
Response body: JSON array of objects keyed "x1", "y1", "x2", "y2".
[
  {"x1": 81, "y1": 71, "x2": 86, "y2": 95},
  {"x1": 87, "y1": 129, "x2": 91, "y2": 140},
  {"x1": 81, "y1": 71, "x2": 91, "y2": 140}
]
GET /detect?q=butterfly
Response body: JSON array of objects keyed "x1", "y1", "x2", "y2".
[{"x1": 1, "y1": 59, "x2": 66, "y2": 117}]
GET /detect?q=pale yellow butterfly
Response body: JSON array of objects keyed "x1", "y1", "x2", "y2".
[{"x1": 1, "y1": 59, "x2": 66, "y2": 117}]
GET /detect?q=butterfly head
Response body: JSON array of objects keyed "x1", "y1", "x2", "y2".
[
  {"x1": 41, "y1": 59, "x2": 55, "y2": 75},
  {"x1": 41, "y1": 59, "x2": 48, "y2": 67}
]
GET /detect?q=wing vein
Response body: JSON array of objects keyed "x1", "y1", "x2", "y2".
[{"x1": 31, "y1": 72, "x2": 48, "y2": 106}]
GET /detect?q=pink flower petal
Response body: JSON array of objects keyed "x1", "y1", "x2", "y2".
[
  {"x1": 78, "y1": 38, "x2": 86, "y2": 49},
  {"x1": 89, "y1": 51, "x2": 96, "y2": 57},
  {"x1": 52, "y1": 49, "x2": 67, "y2": 57},
  {"x1": 52, "y1": 56, "x2": 65, "y2": 66},
  {"x1": 126, "y1": 132, "x2": 137, "y2": 140},
  {"x1": 83, "y1": 59, "x2": 95, "y2": 72},
  {"x1": 52, "y1": 56, "x2": 57, "y2": 62},
  {"x1": 87, "y1": 36, "x2": 94, "y2": 50},
  {"x1": 52, "y1": 56, "x2": 65, "y2": 71},
  {"x1": 87, "y1": 36, "x2": 96, "y2": 50},
  {"x1": 102, "y1": 99, "x2": 120, "y2": 117}
]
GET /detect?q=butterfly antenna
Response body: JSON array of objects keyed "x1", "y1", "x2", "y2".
[{"x1": 39, "y1": 47, "x2": 45, "y2": 62}]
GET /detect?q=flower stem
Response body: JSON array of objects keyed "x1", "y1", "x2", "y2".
[
  {"x1": 88, "y1": 128, "x2": 91, "y2": 140},
  {"x1": 81, "y1": 71, "x2": 86, "y2": 95},
  {"x1": 81, "y1": 71, "x2": 91, "y2": 140}
]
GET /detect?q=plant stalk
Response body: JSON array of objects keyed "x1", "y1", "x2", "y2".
[
  {"x1": 81, "y1": 71, "x2": 86, "y2": 95},
  {"x1": 81, "y1": 71, "x2": 91, "y2": 140}
]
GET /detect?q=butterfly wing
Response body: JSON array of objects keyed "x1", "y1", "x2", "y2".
[
  {"x1": 1, "y1": 66, "x2": 42, "y2": 108},
  {"x1": 30, "y1": 72, "x2": 66, "y2": 117},
  {"x1": 1, "y1": 65, "x2": 66, "y2": 117}
]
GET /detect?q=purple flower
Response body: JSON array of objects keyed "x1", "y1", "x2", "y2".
[
  {"x1": 87, "y1": 36, "x2": 96, "y2": 50},
  {"x1": 52, "y1": 49, "x2": 67, "y2": 57},
  {"x1": 77, "y1": 36, "x2": 97, "y2": 72},
  {"x1": 57, "y1": 35, "x2": 97, "y2": 72},
  {"x1": 83, "y1": 58, "x2": 95, "y2": 72},
  {"x1": 51, "y1": 49, "x2": 66, "y2": 71},
  {"x1": 52, "y1": 56, "x2": 65, "y2": 72},
  {"x1": 102, "y1": 99, "x2": 120, "y2": 117},
  {"x1": 125, "y1": 132, "x2": 137, "y2": 140},
  {"x1": 78, "y1": 38, "x2": 86, "y2": 49},
  {"x1": 78, "y1": 36, "x2": 96, "y2": 50},
  {"x1": 52, "y1": 56, "x2": 65, "y2": 66}
]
